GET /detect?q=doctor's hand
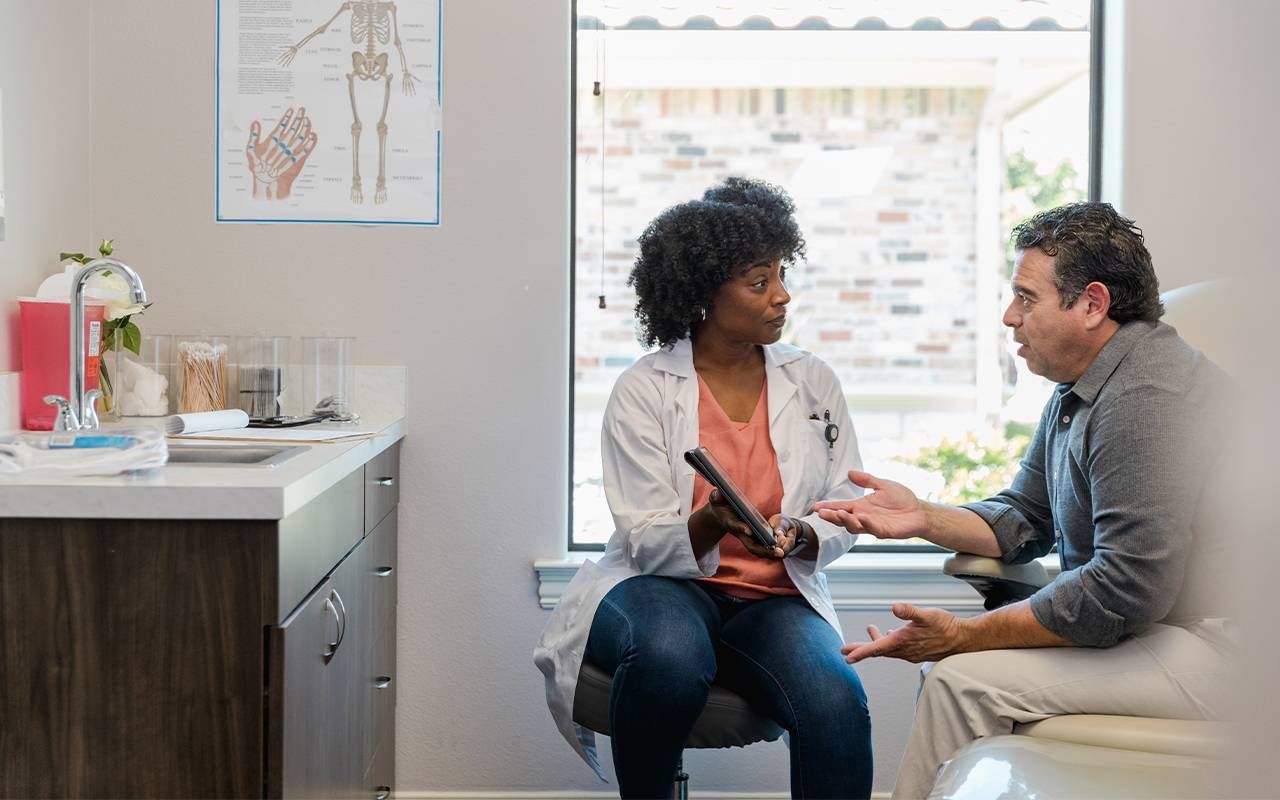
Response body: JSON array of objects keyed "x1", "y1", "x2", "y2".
[
  {"x1": 814, "y1": 470, "x2": 929, "y2": 542},
  {"x1": 842, "y1": 603, "x2": 968, "y2": 664},
  {"x1": 769, "y1": 514, "x2": 816, "y2": 560},
  {"x1": 694, "y1": 489, "x2": 785, "y2": 559}
]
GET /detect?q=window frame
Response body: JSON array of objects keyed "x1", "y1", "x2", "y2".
[{"x1": 567, "y1": 0, "x2": 1105, "y2": 552}]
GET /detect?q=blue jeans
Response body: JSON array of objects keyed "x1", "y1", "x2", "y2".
[{"x1": 584, "y1": 575, "x2": 873, "y2": 799}]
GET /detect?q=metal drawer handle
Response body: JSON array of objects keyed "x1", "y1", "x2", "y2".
[
  {"x1": 374, "y1": 786, "x2": 391, "y2": 800},
  {"x1": 374, "y1": 676, "x2": 392, "y2": 689},
  {"x1": 322, "y1": 596, "x2": 341, "y2": 658},
  {"x1": 374, "y1": 477, "x2": 395, "y2": 487},
  {"x1": 331, "y1": 589, "x2": 348, "y2": 652},
  {"x1": 375, "y1": 566, "x2": 394, "y2": 577}
]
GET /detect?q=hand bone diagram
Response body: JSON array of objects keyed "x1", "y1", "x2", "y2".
[{"x1": 246, "y1": 107, "x2": 319, "y2": 200}]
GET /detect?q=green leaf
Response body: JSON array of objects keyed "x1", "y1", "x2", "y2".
[
  {"x1": 122, "y1": 322, "x2": 142, "y2": 356},
  {"x1": 102, "y1": 319, "x2": 123, "y2": 350},
  {"x1": 59, "y1": 252, "x2": 89, "y2": 264}
]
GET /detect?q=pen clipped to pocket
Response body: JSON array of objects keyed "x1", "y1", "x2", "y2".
[
  {"x1": 810, "y1": 409, "x2": 840, "y2": 463},
  {"x1": 684, "y1": 446, "x2": 777, "y2": 549}
]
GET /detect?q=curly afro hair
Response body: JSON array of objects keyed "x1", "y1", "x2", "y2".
[{"x1": 627, "y1": 176, "x2": 806, "y2": 349}]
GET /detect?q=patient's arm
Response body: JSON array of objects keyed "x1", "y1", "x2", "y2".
[
  {"x1": 842, "y1": 599, "x2": 1071, "y2": 664},
  {"x1": 959, "y1": 599, "x2": 1073, "y2": 650},
  {"x1": 816, "y1": 471, "x2": 1002, "y2": 557}
]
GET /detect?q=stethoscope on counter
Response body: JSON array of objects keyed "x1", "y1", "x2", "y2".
[{"x1": 809, "y1": 410, "x2": 839, "y2": 450}]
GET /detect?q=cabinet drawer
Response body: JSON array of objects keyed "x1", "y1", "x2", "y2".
[
  {"x1": 366, "y1": 741, "x2": 395, "y2": 800},
  {"x1": 371, "y1": 665, "x2": 396, "y2": 779},
  {"x1": 277, "y1": 467, "x2": 364, "y2": 623},
  {"x1": 364, "y1": 442, "x2": 401, "y2": 533},
  {"x1": 370, "y1": 513, "x2": 398, "y2": 639},
  {"x1": 366, "y1": 513, "x2": 398, "y2": 775}
]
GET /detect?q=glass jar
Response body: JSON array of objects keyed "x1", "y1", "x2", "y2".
[
  {"x1": 234, "y1": 335, "x2": 291, "y2": 419},
  {"x1": 113, "y1": 334, "x2": 173, "y2": 417},
  {"x1": 174, "y1": 334, "x2": 231, "y2": 413},
  {"x1": 303, "y1": 336, "x2": 357, "y2": 421}
]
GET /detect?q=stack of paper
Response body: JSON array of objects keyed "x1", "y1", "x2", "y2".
[{"x1": 171, "y1": 427, "x2": 376, "y2": 444}]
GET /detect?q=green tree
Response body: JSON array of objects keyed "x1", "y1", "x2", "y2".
[
  {"x1": 899, "y1": 422, "x2": 1034, "y2": 504},
  {"x1": 1004, "y1": 150, "x2": 1084, "y2": 277},
  {"x1": 1007, "y1": 150, "x2": 1079, "y2": 209}
]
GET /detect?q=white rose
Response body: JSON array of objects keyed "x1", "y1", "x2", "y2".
[{"x1": 86, "y1": 271, "x2": 147, "y2": 321}]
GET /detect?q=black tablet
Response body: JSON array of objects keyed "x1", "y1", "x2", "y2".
[{"x1": 685, "y1": 446, "x2": 777, "y2": 549}]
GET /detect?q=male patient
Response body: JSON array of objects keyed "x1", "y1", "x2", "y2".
[{"x1": 817, "y1": 202, "x2": 1234, "y2": 799}]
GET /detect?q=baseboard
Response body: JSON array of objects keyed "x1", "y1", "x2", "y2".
[{"x1": 400, "y1": 792, "x2": 892, "y2": 799}]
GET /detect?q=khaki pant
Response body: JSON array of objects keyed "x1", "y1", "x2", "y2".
[{"x1": 893, "y1": 620, "x2": 1234, "y2": 800}]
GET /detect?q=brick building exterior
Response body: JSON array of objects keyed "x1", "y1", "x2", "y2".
[{"x1": 576, "y1": 85, "x2": 989, "y2": 400}]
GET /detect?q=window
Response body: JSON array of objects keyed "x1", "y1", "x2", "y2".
[{"x1": 571, "y1": 0, "x2": 1098, "y2": 550}]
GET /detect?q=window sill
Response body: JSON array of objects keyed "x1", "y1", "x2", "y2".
[{"x1": 535, "y1": 552, "x2": 1060, "y2": 612}]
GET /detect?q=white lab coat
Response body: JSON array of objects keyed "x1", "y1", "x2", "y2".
[{"x1": 534, "y1": 339, "x2": 865, "y2": 775}]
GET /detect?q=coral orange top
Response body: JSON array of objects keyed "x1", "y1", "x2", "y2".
[{"x1": 693, "y1": 374, "x2": 800, "y2": 599}]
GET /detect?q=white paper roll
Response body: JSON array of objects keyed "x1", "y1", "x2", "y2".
[{"x1": 164, "y1": 409, "x2": 251, "y2": 435}]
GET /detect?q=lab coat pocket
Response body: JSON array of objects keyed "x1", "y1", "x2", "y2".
[{"x1": 796, "y1": 417, "x2": 834, "y2": 508}]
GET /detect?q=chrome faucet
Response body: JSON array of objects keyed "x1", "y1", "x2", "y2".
[{"x1": 43, "y1": 259, "x2": 149, "y2": 431}]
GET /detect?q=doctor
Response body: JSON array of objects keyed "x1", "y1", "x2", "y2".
[{"x1": 535, "y1": 177, "x2": 873, "y2": 799}]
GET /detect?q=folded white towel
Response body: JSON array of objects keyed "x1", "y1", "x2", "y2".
[
  {"x1": 0, "y1": 428, "x2": 168, "y2": 476},
  {"x1": 165, "y1": 409, "x2": 251, "y2": 435}
]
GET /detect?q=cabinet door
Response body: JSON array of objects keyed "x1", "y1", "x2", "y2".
[{"x1": 271, "y1": 538, "x2": 369, "y2": 799}]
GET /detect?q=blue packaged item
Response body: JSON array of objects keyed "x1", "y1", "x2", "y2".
[{"x1": 47, "y1": 434, "x2": 140, "y2": 450}]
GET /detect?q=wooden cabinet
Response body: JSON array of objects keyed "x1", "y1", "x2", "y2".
[{"x1": 0, "y1": 442, "x2": 401, "y2": 799}]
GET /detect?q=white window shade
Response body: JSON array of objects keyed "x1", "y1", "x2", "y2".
[
  {"x1": 580, "y1": 0, "x2": 1090, "y2": 31},
  {"x1": 576, "y1": 30, "x2": 1089, "y2": 93}
]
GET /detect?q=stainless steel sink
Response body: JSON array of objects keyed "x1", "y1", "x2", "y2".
[{"x1": 166, "y1": 444, "x2": 307, "y2": 467}]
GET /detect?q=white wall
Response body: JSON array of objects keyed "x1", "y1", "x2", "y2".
[
  {"x1": 1141, "y1": 2, "x2": 1280, "y2": 789},
  {"x1": 1107, "y1": 0, "x2": 1280, "y2": 291},
  {"x1": 0, "y1": 0, "x2": 94, "y2": 371},
  {"x1": 0, "y1": 0, "x2": 1256, "y2": 795}
]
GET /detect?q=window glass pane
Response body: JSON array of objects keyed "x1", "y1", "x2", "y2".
[{"x1": 572, "y1": 2, "x2": 1092, "y2": 548}]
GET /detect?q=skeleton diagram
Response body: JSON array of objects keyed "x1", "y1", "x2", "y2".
[{"x1": 278, "y1": 2, "x2": 418, "y2": 205}]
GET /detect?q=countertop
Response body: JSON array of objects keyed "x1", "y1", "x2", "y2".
[{"x1": 0, "y1": 415, "x2": 405, "y2": 520}]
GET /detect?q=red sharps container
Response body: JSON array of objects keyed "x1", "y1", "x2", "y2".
[{"x1": 18, "y1": 298, "x2": 107, "y2": 430}]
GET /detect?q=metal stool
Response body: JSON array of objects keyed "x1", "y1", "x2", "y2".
[{"x1": 573, "y1": 662, "x2": 784, "y2": 799}]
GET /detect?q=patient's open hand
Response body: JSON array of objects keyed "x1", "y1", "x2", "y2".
[
  {"x1": 815, "y1": 470, "x2": 928, "y2": 541},
  {"x1": 841, "y1": 603, "x2": 967, "y2": 664}
]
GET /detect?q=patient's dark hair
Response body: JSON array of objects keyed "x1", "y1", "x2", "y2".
[
  {"x1": 628, "y1": 176, "x2": 806, "y2": 348},
  {"x1": 1012, "y1": 202, "x2": 1164, "y2": 323}
]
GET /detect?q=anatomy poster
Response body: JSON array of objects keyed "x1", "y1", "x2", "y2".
[{"x1": 217, "y1": 0, "x2": 442, "y2": 225}]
